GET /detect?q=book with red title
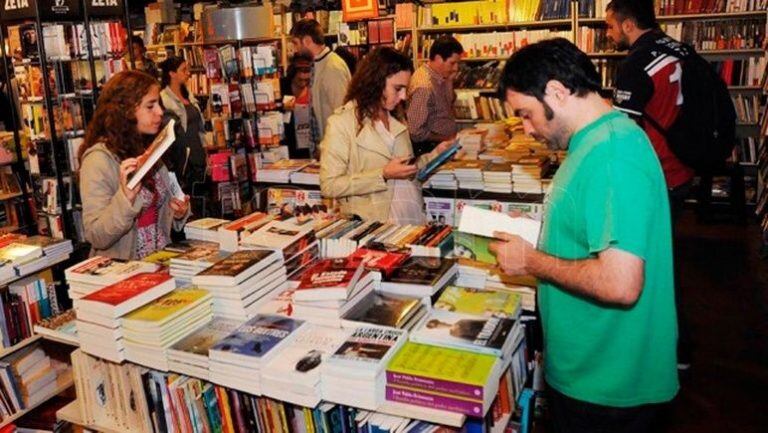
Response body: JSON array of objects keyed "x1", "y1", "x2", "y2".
[
  {"x1": 76, "y1": 272, "x2": 176, "y2": 320},
  {"x1": 293, "y1": 257, "x2": 365, "y2": 302},
  {"x1": 347, "y1": 248, "x2": 409, "y2": 277}
]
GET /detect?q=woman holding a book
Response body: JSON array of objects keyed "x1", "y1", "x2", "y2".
[
  {"x1": 319, "y1": 47, "x2": 453, "y2": 224},
  {"x1": 79, "y1": 70, "x2": 190, "y2": 260}
]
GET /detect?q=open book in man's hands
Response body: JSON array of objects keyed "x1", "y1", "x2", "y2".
[
  {"x1": 127, "y1": 119, "x2": 176, "y2": 190},
  {"x1": 457, "y1": 205, "x2": 541, "y2": 246}
]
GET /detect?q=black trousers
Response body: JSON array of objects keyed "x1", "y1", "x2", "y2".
[
  {"x1": 547, "y1": 386, "x2": 665, "y2": 433},
  {"x1": 668, "y1": 181, "x2": 692, "y2": 364}
]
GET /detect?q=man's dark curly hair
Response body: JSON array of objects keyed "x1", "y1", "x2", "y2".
[{"x1": 344, "y1": 47, "x2": 413, "y2": 128}]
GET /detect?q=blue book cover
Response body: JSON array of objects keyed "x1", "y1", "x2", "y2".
[
  {"x1": 211, "y1": 315, "x2": 304, "y2": 358},
  {"x1": 416, "y1": 142, "x2": 460, "y2": 182}
]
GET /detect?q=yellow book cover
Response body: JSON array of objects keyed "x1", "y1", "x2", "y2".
[
  {"x1": 123, "y1": 287, "x2": 210, "y2": 323},
  {"x1": 434, "y1": 285, "x2": 521, "y2": 318},
  {"x1": 142, "y1": 250, "x2": 181, "y2": 266}
]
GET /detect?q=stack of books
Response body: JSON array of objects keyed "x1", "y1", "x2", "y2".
[
  {"x1": 511, "y1": 156, "x2": 549, "y2": 194},
  {"x1": 256, "y1": 159, "x2": 312, "y2": 183},
  {"x1": 74, "y1": 272, "x2": 175, "y2": 363},
  {"x1": 380, "y1": 257, "x2": 457, "y2": 298},
  {"x1": 385, "y1": 342, "x2": 504, "y2": 417},
  {"x1": 453, "y1": 161, "x2": 489, "y2": 190},
  {"x1": 2, "y1": 345, "x2": 69, "y2": 409},
  {"x1": 321, "y1": 327, "x2": 407, "y2": 410},
  {"x1": 341, "y1": 291, "x2": 426, "y2": 331},
  {"x1": 457, "y1": 129, "x2": 488, "y2": 159},
  {"x1": 291, "y1": 257, "x2": 376, "y2": 327},
  {"x1": 348, "y1": 248, "x2": 409, "y2": 278},
  {"x1": 289, "y1": 162, "x2": 321, "y2": 185},
  {"x1": 167, "y1": 241, "x2": 227, "y2": 283},
  {"x1": 316, "y1": 220, "x2": 390, "y2": 258},
  {"x1": 191, "y1": 250, "x2": 287, "y2": 321},
  {"x1": 425, "y1": 162, "x2": 458, "y2": 190},
  {"x1": 260, "y1": 324, "x2": 349, "y2": 407},
  {"x1": 65, "y1": 257, "x2": 159, "y2": 299},
  {"x1": 216, "y1": 212, "x2": 274, "y2": 251},
  {"x1": 0, "y1": 243, "x2": 43, "y2": 278},
  {"x1": 19, "y1": 236, "x2": 73, "y2": 267},
  {"x1": 184, "y1": 218, "x2": 230, "y2": 242},
  {"x1": 122, "y1": 287, "x2": 213, "y2": 371},
  {"x1": 241, "y1": 219, "x2": 316, "y2": 261},
  {"x1": 409, "y1": 309, "x2": 522, "y2": 358},
  {"x1": 208, "y1": 315, "x2": 304, "y2": 395},
  {"x1": 434, "y1": 285, "x2": 522, "y2": 319},
  {"x1": 483, "y1": 162, "x2": 514, "y2": 194},
  {"x1": 167, "y1": 317, "x2": 242, "y2": 380}
]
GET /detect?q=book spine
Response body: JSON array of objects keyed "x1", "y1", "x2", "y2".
[
  {"x1": 385, "y1": 385, "x2": 484, "y2": 417},
  {"x1": 385, "y1": 371, "x2": 484, "y2": 400}
]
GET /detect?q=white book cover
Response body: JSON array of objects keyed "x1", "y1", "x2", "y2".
[{"x1": 458, "y1": 205, "x2": 541, "y2": 246}]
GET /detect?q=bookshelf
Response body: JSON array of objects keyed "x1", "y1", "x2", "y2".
[{"x1": 0, "y1": 372, "x2": 73, "y2": 428}]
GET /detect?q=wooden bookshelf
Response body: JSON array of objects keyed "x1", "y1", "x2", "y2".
[
  {"x1": 578, "y1": 10, "x2": 768, "y2": 25},
  {"x1": 0, "y1": 372, "x2": 74, "y2": 428},
  {"x1": 0, "y1": 334, "x2": 43, "y2": 358},
  {"x1": 57, "y1": 399, "x2": 130, "y2": 433},
  {"x1": 418, "y1": 19, "x2": 572, "y2": 33}
]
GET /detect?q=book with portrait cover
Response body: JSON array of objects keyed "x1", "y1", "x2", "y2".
[
  {"x1": 192, "y1": 249, "x2": 280, "y2": 286},
  {"x1": 434, "y1": 286, "x2": 521, "y2": 319},
  {"x1": 409, "y1": 310, "x2": 517, "y2": 356},
  {"x1": 293, "y1": 257, "x2": 364, "y2": 302},
  {"x1": 209, "y1": 315, "x2": 305, "y2": 367},
  {"x1": 341, "y1": 292, "x2": 422, "y2": 329},
  {"x1": 327, "y1": 327, "x2": 406, "y2": 372}
]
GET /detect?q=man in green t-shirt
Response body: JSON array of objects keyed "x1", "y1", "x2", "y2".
[{"x1": 489, "y1": 39, "x2": 678, "y2": 433}]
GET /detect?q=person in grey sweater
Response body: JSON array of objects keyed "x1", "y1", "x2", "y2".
[{"x1": 78, "y1": 70, "x2": 190, "y2": 260}]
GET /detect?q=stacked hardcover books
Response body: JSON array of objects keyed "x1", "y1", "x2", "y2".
[
  {"x1": 191, "y1": 250, "x2": 287, "y2": 321},
  {"x1": 380, "y1": 257, "x2": 457, "y2": 298},
  {"x1": 167, "y1": 317, "x2": 242, "y2": 380},
  {"x1": 208, "y1": 315, "x2": 304, "y2": 395},
  {"x1": 483, "y1": 162, "x2": 514, "y2": 194},
  {"x1": 74, "y1": 272, "x2": 175, "y2": 363},
  {"x1": 167, "y1": 241, "x2": 227, "y2": 283},
  {"x1": 321, "y1": 327, "x2": 407, "y2": 410},
  {"x1": 65, "y1": 256, "x2": 159, "y2": 299},
  {"x1": 122, "y1": 287, "x2": 213, "y2": 371},
  {"x1": 184, "y1": 218, "x2": 230, "y2": 242}
]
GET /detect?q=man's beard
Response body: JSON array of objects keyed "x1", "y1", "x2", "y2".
[
  {"x1": 614, "y1": 33, "x2": 631, "y2": 51},
  {"x1": 533, "y1": 102, "x2": 571, "y2": 150}
]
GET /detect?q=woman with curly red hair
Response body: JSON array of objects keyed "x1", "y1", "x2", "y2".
[
  {"x1": 319, "y1": 47, "x2": 452, "y2": 224},
  {"x1": 79, "y1": 70, "x2": 190, "y2": 260}
]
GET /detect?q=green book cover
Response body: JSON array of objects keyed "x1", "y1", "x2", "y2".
[
  {"x1": 386, "y1": 341, "x2": 498, "y2": 387},
  {"x1": 454, "y1": 232, "x2": 497, "y2": 265},
  {"x1": 434, "y1": 286, "x2": 521, "y2": 318}
]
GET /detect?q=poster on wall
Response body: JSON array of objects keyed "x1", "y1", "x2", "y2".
[{"x1": 342, "y1": 0, "x2": 379, "y2": 22}]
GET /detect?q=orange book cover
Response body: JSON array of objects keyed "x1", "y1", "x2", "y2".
[{"x1": 82, "y1": 272, "x2": 171, "y2": 306}]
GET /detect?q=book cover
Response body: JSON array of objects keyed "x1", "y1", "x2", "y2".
[
  {"x1": 347, "y1": 248, "x2": 408, "y2": 276},
  {"x1": 127, "y1": 119, "x2": 176, "y2": 189},
  {"x1": 195, "y1": 250, "x2": 276, "y2": 278},
  {"x1": 453, "y1": 232, "x2": 497, "y2": 265},
  {"x1": 343, "y1": 292, "x2": 421, "y2": 329},
  {"x1": 262, "y1": 325, "x2": 348, "y2": 381},
  {"x1": 122, "y1": 287, "x2": 210, "y2": 324},
  {"x1": 170, "y1": 317, "x2": 242, "y2": 357},
  {"x1": 82, "y1": 272, "x2": 173, "y2": 307},
  {"x1": 384, "y1": 257, "x2": 456, "y2": 286},
  {"x1": 330, "y1": 327, "x2": 404, "y2": 365},
  {"x1": 410, "y1": 310, "x2": 514, "y2": 355},
  {"x1": 434, "y1": 286, "x2": 521, "y2": 318},
  {"x1": 294, "y1": 257, "x2": 363, "y2": 299},
  {"x1": 386, "y1": 341, "x2": 498, "y2": 398},
  {"x1": 210, "y1": 315, "x2": 304, "y2": 359},
  {"x1": 385, "y1": 385, "x2": 484, "y2": 417}
]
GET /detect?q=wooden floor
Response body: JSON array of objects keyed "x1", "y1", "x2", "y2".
[{"x1": 538, "y1": 211, "x2": 768, "y2": 432}]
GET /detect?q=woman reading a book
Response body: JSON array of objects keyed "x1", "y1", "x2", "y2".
[
  {"x1": 79, "y1": 70, "x2": 190, "y2": 260},
  {"x1": 319, "y1": 47, "x2": 453, "y2": 224},
  {"x1": 159, "y1": 57, "x2": 207, "y2": 195}
]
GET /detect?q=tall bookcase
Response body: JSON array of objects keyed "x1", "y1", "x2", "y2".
[{"x1": 0, "y1": 0, "x2": 130, "y2": 249}]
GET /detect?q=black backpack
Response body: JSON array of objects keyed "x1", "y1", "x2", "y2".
[{"x1": 642, "y1": 42, "x2": 736, "y2": 173}]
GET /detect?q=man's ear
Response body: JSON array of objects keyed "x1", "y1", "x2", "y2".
[
  {"x1": 544, "y1": 80, "x2": 569, "y2": 103},
  {"x1": 621, "y1": 18, "x2": 635, "y2": 35}
]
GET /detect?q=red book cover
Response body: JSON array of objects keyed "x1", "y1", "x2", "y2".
[
  {"x1": 82, "y1": 272, "x2": 172, "y2": 306},
  {"x1": 209, "y1": 152, "x2": 232, "y2": 182},
  {"x1": 348, "y1": 248, "x2": 408, "y2": 276},
  {"x1": 297, "y1": 257, "x2": 362, "y2": 290}
]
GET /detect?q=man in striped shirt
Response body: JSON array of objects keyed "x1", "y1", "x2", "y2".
[{"x1": 407, "y1": 36, "x2": 463, "y2": 156}]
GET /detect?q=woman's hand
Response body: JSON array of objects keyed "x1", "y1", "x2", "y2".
[
  {"x1": 433, "y1": 139, "x2": 456, "y2": 154},
  {"x1": 119, "y1": 158, "x2": 141, "y2": 204},
  {"x1": 170, "y1": 195, "x2": 190, "y2": 220},
  {"x1": 383, "y1": 157, "x2": 418, "y2": 180}
]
